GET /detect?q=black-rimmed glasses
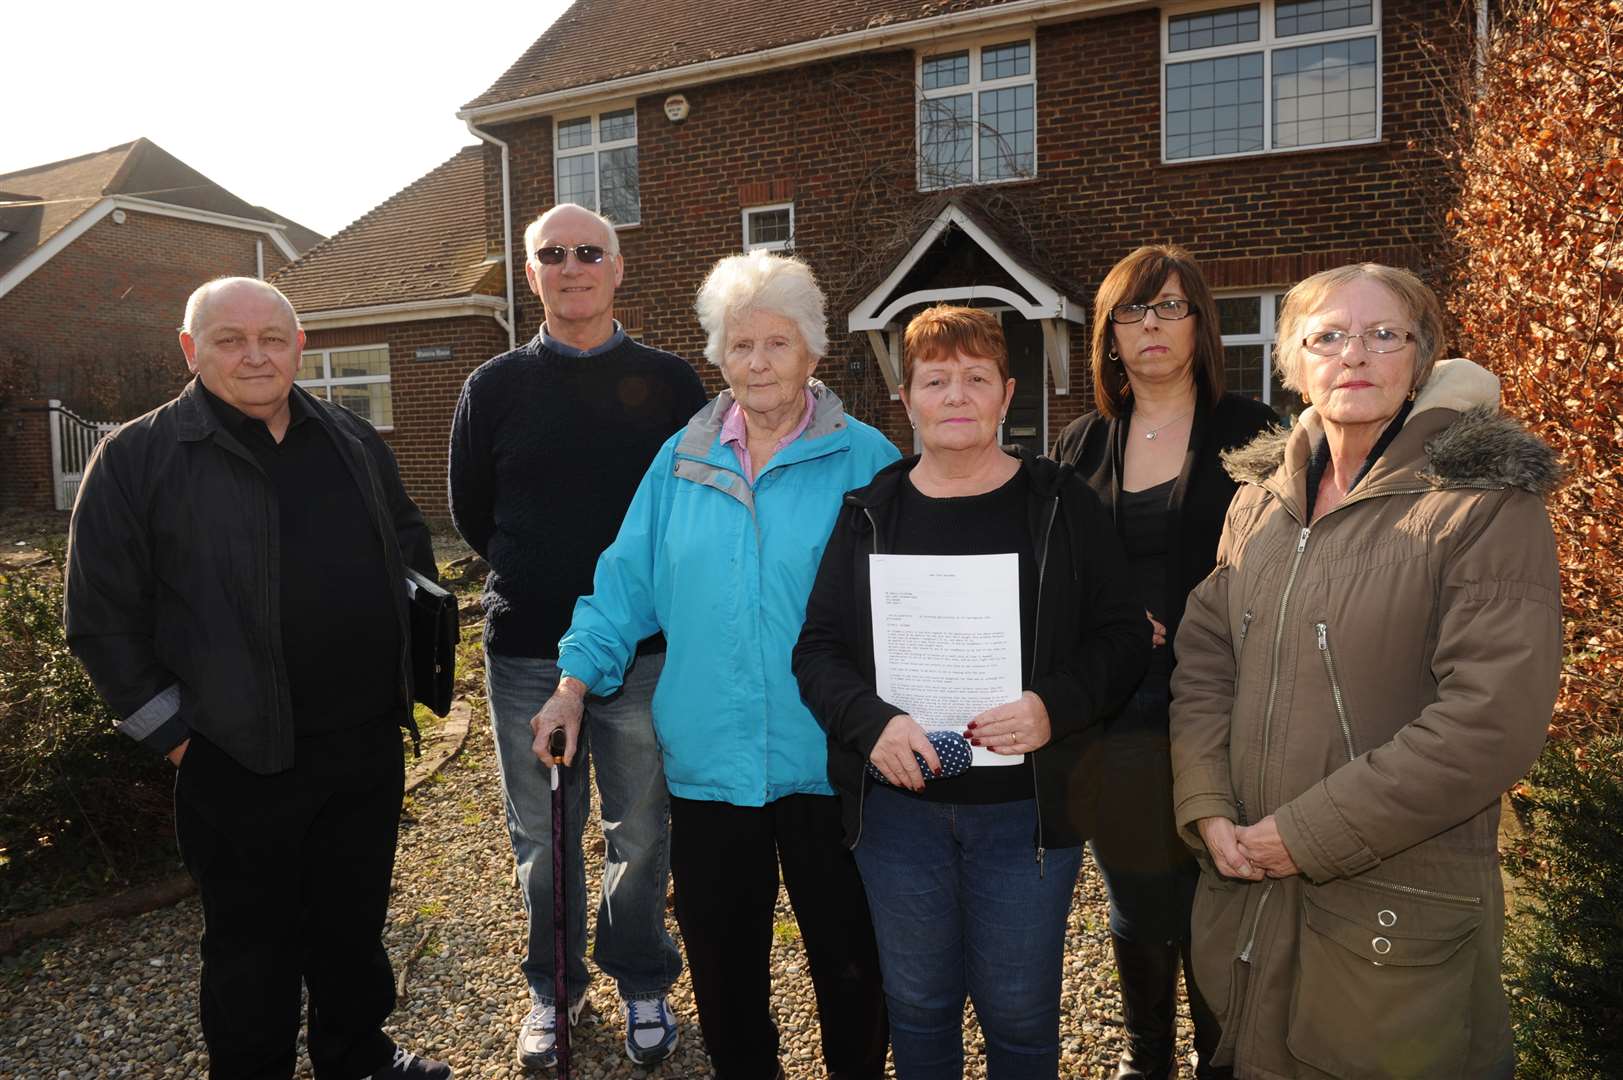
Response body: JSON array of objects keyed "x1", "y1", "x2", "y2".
[
  {"x1": 532, "y1": 244, "x2": 607, "y2": 265},
  {"x1": 1109, "y1": 298, "x2": 1195, "y2": 324}
]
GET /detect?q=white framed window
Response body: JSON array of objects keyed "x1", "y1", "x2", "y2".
[
  {"x1": 742, "y1": 203, "x2": 794, "y2": 251},
  {"x1": 1163, "y1": 1, "x2": 1381, "y2": 163},
  {"x1": 297, "y1": 345, "x2": 393, "y2": 429},
  {"x1": 918, "y1": 37, "x2": 1037, "y2": 190},
  {"x1": 555, "y1": 105, "x2": 640, "y2": 226},
  {"x1": 1215, "y1": 290, "x2": 1305, "y2": 420}
]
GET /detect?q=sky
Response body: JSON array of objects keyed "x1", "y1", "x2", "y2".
[{"x1": 1, "y1": 1, "x2": 575, "y2": 237}]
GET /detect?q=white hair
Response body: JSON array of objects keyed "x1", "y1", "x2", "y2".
[
  {"x1": 181, "y1": 277, "x2": 300, "y2": 335},
  {"x1": 694, "y1": 251, "x2": 828, "y2": 367},
  {"x1": 523, "y1": 203, "x2": 621, "y2": 260}
]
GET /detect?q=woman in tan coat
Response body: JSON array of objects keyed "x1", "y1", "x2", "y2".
[{"x1": 1169, "y1": 264, "x2": 1561, "y2": 1080}]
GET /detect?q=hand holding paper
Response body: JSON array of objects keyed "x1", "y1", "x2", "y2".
[{"x1": 870, "y1": 553, "x2": 1024, "y2": 767}]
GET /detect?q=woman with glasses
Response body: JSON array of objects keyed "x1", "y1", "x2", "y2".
[
  {"x1": 530, "y1": 250, "x2": 898, "y2": 1080},
  {"x1": 1170, "y1": 264, "x2": 1559, "y2": 1079},
  {"x1": 1051, "y1": 245, "x2": 1275, "y2": 1080}
]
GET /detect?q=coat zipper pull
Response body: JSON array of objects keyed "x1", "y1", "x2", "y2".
[
  {"x1": 1316, "y1": 622, "x2": 1328, "y2": 650},
  {"x1": 1296, "y1": 526, "x2": 1310, "y2": 553},
  {"x1": 1236, "y1": 798, "x2": 1249, "y2": 826}
]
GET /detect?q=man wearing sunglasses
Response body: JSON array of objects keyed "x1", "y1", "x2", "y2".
[{"x1": 449, "y1": 203, "x2": 706, "y2": 1071}]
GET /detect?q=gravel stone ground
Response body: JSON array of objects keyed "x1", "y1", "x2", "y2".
[{"x1": 0, "y1": 695, "x2": 1203, "y2": 1079}]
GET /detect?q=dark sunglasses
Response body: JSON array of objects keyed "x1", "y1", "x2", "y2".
[{"x1": 532, "y1": 243, "x2": 607, "y2": 265}]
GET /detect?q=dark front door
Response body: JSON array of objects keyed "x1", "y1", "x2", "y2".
[{"x1": 1001, "y1": 313, "x2": 1045, "y2": 456}]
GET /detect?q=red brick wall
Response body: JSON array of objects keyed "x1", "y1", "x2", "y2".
[
  {"x1": 302, "y1": 316, "x2": 510, "y2": 518},
  {"x1": 0, "y1": 400, "x2": 56, "y2": 511},
  {"x1": 0, "y1": 208, "x2": 287, "y2": 421},
  {"x1": 482, "y1": 0, "x2": 1464, "y2": 452}
]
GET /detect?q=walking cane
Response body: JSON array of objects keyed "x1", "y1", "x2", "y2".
[{"x1": 549, "y1": 728, "x2": 572, "y2": 1079}]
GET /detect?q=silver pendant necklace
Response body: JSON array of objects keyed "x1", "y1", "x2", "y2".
[{"x1": 1140, "y1": 410, "x2": 1192, "y2": 440}]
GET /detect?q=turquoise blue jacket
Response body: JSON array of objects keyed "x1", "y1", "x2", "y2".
[{"x1": 559, "y1": 381, "x2": 901, "y2": 805}]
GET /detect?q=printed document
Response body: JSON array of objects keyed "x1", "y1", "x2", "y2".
[{"x1": 870, "y1": 553, "x2": 1023, "y2": 767}]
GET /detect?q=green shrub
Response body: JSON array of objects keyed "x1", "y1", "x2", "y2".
[
  {"x1": 0, "y1": 563, "x2": 172, "y2": 912},
  {"x1": 1503, "y1": 734, "x2": 1623, "y2": 1078}
]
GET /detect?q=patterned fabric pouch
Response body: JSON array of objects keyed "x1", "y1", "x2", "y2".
[{"x1": 865, "y1": 730, "x2": 974, "y2": 785}]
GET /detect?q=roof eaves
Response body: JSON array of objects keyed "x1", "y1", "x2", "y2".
[{"x1": 459, "y1": 0, "x2": 1133, "y2": 123}]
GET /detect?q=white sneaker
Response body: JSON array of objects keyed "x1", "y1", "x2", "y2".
[
  {"x1": 516, "y1": 994, "x2": 588, "y2": 1069},
  {"x1": 622, "y1": 994, "x2": 680, "y2": 1065}
]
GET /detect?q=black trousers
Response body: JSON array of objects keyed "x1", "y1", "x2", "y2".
[
  {"x1": 174, "y1": 722, "x2": 405, "y2": 1080},
  {"x1": 669, "y1": 793, "x2": 888, "y2": 1080},
  {"x1": 1091, "y1": 684, "x2": 1199, "y2": 944}
]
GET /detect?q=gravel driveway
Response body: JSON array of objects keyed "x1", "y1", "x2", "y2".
[{"x1": 0, "y1": 698, "x2": 1202, "y2": 1078}]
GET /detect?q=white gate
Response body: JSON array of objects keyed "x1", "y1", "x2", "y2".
[{"x1": 49, "y1": 401, "x2": 119, "y2": 511}]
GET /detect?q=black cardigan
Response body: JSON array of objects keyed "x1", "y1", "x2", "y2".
[
  {"x1": 792, "y1": 449, "x2": 1150, "y2": 853},
  {"x1": 1050, "y1": 392, "x2": 1278, "y2": 656}
]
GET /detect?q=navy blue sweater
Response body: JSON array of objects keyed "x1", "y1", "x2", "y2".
[{"x1": 448, "y1": 334, "x2": 708, "y2": 658}]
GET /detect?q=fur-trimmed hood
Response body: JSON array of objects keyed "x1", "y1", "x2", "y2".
[{"x1": 1221, "y1": 357, "x2": 1560, "y2": 497}]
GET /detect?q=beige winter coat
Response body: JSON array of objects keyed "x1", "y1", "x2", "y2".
[{"x1": 1169, "y1": 358, "x2": 1562, "y2": 1080}]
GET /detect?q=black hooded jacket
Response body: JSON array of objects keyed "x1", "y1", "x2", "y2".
[{"x1": 792, "y1": 449, "x2": 1150, "y2": 856}]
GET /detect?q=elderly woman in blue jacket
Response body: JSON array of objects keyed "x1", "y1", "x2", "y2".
[{"x1": 530, "y1": 250, "x2": 900, "y2": 1080}]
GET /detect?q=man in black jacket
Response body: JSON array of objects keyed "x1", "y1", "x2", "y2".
[{"x1": 64, "y1": 277, "x2": 451, "y2": 1080}]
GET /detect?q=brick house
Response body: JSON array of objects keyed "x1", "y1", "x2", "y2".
[
  {"x1": 0, "y1": 138, "x2": 321, "y2": 510},
  {"x1": 268, "y1": 147, "x2": 510, "y2": 518},
  {"x1": 274, "y1": 0, "x2": 1475, "y2": 516}
]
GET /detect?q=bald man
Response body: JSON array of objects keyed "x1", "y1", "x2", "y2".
[{"x1": 65, "y1": 277, "x2": 452, "y2": 1080}]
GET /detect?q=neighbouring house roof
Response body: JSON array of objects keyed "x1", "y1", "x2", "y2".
[
  {"x1": 0, "y1": 138, "x2": 322, "y2": 288},
  {"x1": 270, "y1": 146, "x2": 501, "y2": 317},
  {"x1": 463, "y1": 0, "x2": 1035, "y2": 113}
]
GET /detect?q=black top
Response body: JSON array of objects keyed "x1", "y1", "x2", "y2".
[
  {"x1": 1118, "y1": 477, "x2": 1176, "y2": 688},
  {"x1": 199, "y1": 384, "x2": 401, "y2": 738},
  {"x1": 1051, "y1": 392, "x2": 1279, "y2": 660},
  {"x1": 794, "y1": 449, "x2": 1152, "y2": 850},
  {"x1": 448, "y1": 334, "x2": 709, "y2": 658},
  {"x1": 891, "y1": 468, "x2": 1037, "y2": 804}
]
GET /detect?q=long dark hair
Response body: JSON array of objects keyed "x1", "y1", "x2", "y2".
[{"x1": 1090, "y1": 244, "x2": 1226, "y2": 419}]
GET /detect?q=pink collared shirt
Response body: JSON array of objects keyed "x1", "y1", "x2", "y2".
[{"x1": 720, "y1": 388, "x2": 816, "y2": 483}]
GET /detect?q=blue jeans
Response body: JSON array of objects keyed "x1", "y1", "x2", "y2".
[
  {"x1": 485, "y1": 649, "x2": 682, "y2": 1003},
  {"x1": 853, "y1": 784, "x2": 1082, "y2": 1079}
]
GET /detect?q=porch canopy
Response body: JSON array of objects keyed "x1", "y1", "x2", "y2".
[{"x1": 846, "y1": 198, "x2": 1084, "y2": 399}]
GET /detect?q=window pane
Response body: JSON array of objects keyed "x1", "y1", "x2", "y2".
[
  {"x1": 599, "y1": 108, "x2": 636, "y2": 143},
  {"x1": 1224, "y1": 343, "x2": 1265, "y2": 400},
  {"x1": 599, "y1": 146, "x2": 639, "y2": 225},
  {"x1": 331, "y1": 347, "x2": 389, "y2": 379},
  {"x1": 1218, "y1": 296, "x2": 1261, "y2": 335},
  {"x1": 1166, "y1": 52, "x2": 1264, "y2": 158},
  {"x1": 1273, "y1": 37, "x2": 1378, "y2": 147},
  {"x1": 296, "y1": 352, "x2": 325, "y2": 382},
  {"x1": 920, "y1": 93, "x2": 973, "y2": 187},
  {"x1": 981, "y1": 40, "x2": 1031, "y2": 81},
  {"x1": 557, "y1": 117, "x2": 592, "y2": 150},
  {"x1": 922, "y1": 51, "x2": 970, "y2": 90},
  {"x1": 747, "y1": 207, "x2": 792, "y2": 246},
  {"x1": 1269, "y1": 351, "x2": 1308, "y2": 420},
  {"x1": 333, "y1": 383, "x2": 393, "y2": 428},
  {"x1": 557, "y1": 152, "x2": 596, "y2": 209},
  {"x1": 1168, "y1": 5, "x2": 1260, "y2": 53},
  {"x1": 979, "y1": 83, "x2": 1035, "y2": 179},
  {"x1": 1276, "y1": 0, "x2": 1373, "y2": 38}
]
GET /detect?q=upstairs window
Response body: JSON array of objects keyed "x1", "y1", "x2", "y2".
[
  {"x1": 1216, "y1": 290, "x2": 1305, "y2": 421},
  {"x1": 1163, "y1": 1, "x2": 1380, "y2": 162},
  {"x1": 556, "y1": 106, "x2": 640, "y2": 226},
  {"x1": 742, "y1": 203, "x2": 794, "y2": 251},
  {"x1": 918, "y1": 38, "x2": 1036, "y2": 189},
  {"x1": 297, "y1": 345, "x2": 393, "y2": 428}
]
